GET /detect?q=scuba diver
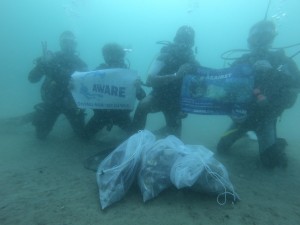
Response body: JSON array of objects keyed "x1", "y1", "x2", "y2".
[
  {"x1": 131, "y1": 25, "x2": 199, "y2": 138},
  {"x1": 28, "y1": 31, "x2": 88, "y2": 140},
  {"x1": 84, "y1": 43, "x2": 146, "y2": 140},
  {"x1": 217, "y1": 20, "x2": 300, "y2": 168}
]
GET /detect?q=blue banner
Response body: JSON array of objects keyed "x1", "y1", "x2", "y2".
[{"x1": 181, "y1": 64, "x2": 254, "y2": 117}]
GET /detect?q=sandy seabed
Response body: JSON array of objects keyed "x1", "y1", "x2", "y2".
[{"x1": 0, "y1": 112, "x2": 300, "y2": 225}]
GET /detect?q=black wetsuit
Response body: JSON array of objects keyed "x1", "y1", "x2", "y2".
[{"x1": 28, "y1": 51, "x2": 87, "y2": 139}]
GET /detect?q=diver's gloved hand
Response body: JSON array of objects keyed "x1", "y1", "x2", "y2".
[
  {"x1": 253, "y1": 88, "x2": 268, "y2": 107},
  {"x1": 134, "y1": 77, "x2": 143, "y2": 88},
  {"x1": 36, "y1": 41, "x2": 53, "y2": 69},
  {"x1": 41, "y1": 41, "x2": 54, "y2": 63},
  {"x1": 34, "y1": 42, "x2": 54, "y2": 75},
  {"x1": 253, "y1": 60, "x2": 273, "y2": 73},
  {"x1": 176, "y1": 63, "x2": 194, "y2": 79},
  {"x1": 135, "y1": 77, "x2": 146, "y2": 100}
]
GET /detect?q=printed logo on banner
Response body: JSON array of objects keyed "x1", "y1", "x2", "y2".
[
  {"x1": 181, "y1": 64, "x2": 254, "y2": 118},
  {"x1": 71, "y1": 69, "x2": 138, "y2": 110}
]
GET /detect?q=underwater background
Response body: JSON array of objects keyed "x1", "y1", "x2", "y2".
[
  {"x1": 0, "y1": 1, "x2": 300, "y2": 225},
  {"x1": 1, "y1": 0, "x2": 299, "y2": 118}
]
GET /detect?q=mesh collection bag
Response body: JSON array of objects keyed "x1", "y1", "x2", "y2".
[
  {"x1": 97, "y1": 131, "x2": 239, "y2": 209},
  {"x1": 170, "y1": 145, "x2": 239, "y2": 204},
  {"x1": 96, "y1": 130, "x2": 156, "y2": 209},
  {"x1": 138, "y1": 135, "x2": 185, "y2": 202}
]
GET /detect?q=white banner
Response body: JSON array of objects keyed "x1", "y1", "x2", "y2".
[{"x1": 71, "y1": 69, "x2": 138, "y2": 110}]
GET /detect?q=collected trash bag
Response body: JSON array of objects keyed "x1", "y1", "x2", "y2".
[
  {"x1": 170, "y1": 145, "x2": 213, "y2": 188},
  {"x1": 170, "y1": 145, "x2": 239, "y2": 204},
  {"x1": 96, "y1": 130, "x2": 156, "y2": 209},
  {"x1": 138, "y1": 135, "x2": 186, "y2": 202}
]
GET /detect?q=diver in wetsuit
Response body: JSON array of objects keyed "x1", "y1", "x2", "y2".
[
  {"x1": 29, "y1": 31, "x2": 88, "y2": 140},
  {"x1": 217, "y1": 21, "x2": 300, "y2": 168},
  {"x1": 84, "y1": 43, "x2": 146, "y2": 139},
  {"x1": 131, "y1": 25, "x2": 199, "y2": 138}
]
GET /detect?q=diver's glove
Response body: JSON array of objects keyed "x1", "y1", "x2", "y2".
[
  {"x1": 35, "y1": 41, "x2": 54, "y2": 72},
  {"x1": 176, "y1": 63, "x2": 195, "y2": 79},
  {"x1": 253, "y1": 87, "x2": 269, "y2": 108},
  {"x1": 134, "y1": 78, "x2": 146, "y2": 100}
]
